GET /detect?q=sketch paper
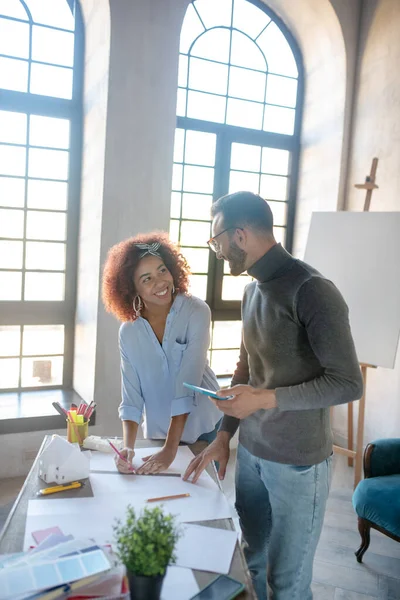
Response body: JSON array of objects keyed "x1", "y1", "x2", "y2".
[
  {"x1": 174, "y1": 524, "x2": 238, "y2": 574},
  {"x1": 161, "y1": 566, "x2": 199, "y2": 600},
  {"x1": 89, "y1": 445, "x2": 218, "y2": 488},
  {"x1": 24, "y1": 488, "x2": 233, "y2": 550}
]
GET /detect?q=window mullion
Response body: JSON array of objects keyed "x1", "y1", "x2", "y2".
[{"x1": 208, "y1": 131, "x2": 231, "y2": 312}]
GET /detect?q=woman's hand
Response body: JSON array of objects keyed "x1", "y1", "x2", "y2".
[
  {"x1": 114, "y1": 447, "x2": 135, "y2": 474},
  {"x1": 136, "y1": 445, "x2": 177, "y2": 475}
]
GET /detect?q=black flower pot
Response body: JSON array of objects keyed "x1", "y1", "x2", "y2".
[{"x1": 127, "y1": 571, "x2": 165, "y2": 600}]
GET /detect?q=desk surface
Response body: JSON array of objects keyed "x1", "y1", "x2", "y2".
[{"x1": 0, "y1": 437, "x2": 255, "y2": 599}]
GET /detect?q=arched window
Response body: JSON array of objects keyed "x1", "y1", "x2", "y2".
[
  {"x1": 0, "y1": 0, "x2": 83, "y2": 392},
  {"x1": 170, "y1": 0, "x2": 303, "y2": 376}
]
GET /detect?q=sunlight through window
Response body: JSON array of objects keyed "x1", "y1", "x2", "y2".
[
  {"x1": 0, "y1": 0, "x2": 82, "y2": 391},
  {"x1": 170, "y1": 0, "x2": 302, "y2": 376}
]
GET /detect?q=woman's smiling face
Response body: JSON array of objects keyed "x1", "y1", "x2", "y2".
[{"x1": 133, "y1": 255, "x2": 174, "y2": 310}]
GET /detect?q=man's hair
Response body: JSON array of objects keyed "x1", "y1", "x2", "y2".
[{"x1": 211, "y1": 191, "x2": 274, "y2": 233}]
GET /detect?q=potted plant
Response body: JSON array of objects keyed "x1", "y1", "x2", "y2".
[{"x1": 113, "y1": 504, "x2": 181, "y2": 600}]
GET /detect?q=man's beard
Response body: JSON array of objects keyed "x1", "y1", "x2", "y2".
[{"x1": 227, "y1": 241, "x2": 247, "y2": 276}]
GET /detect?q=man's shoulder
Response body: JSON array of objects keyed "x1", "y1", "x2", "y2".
[
  {"x1": 283, "y1": 258, "x2": 329, "y2": 294},
  {"x1": 291, "y1": 262, "x2": 347, "y2": 315},
  {"x1": 290, "y1": 257, "x2": 323, "y2": 280}
]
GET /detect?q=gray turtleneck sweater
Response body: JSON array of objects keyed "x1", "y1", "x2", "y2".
[{"x1": 220, "y1": 244, "x2": 364, "y2": 466}]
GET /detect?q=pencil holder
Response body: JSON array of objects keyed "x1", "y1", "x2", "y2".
[{"x1": 67, "y1": 420, "x2": 88, "y2": 446}]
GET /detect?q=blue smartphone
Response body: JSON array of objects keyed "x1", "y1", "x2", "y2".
[
  {"x1": 189, "y1": 575, "x2": 245, "y2": 599},
  {"x1": 183, "y1": 382, "x2": 234, "y2": 400}
]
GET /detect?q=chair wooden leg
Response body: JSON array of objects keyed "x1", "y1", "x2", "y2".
[
  {"x1": 348, "y1": 401, "x2": 354, "y2": 467},
  {"x1": 355, "y1": 517, "x2": 370, "y2": 563},
  {"x1": 354, "y1": 366, "x2": 367, "y2": 488}
]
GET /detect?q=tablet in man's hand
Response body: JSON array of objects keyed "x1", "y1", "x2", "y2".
[{"x1": 183, "y1": 382, "x2": 234, "y2": 400}]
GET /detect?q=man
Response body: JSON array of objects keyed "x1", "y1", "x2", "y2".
[{"x1": 183, "y1": 192, "x2": 363, "y2": 600}]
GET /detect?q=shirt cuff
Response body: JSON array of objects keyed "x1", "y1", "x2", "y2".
[
  {"x1": 171, "y1": 395, "x2": 194, "y2": 417},
  {"x1": 275, "y1": 386, "x2": 294, "y2": 411},
  {"x1": 118, "y1": 404, "x2": 142, "y2": 423},
  {"x1": 219, "y1": 415, "x2": 239, "y2": 437}
]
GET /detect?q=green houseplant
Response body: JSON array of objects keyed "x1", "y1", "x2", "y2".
[{"x1": 114, "y1": 505, "x2": 181, "y2": 600}]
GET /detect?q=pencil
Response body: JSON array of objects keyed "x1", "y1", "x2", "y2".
[
  {"x1": 146, "y1": 493, "x2": 190, "y2": 503},
  {"x1": 108, "y1": 440, "x2": 135, "y2": 472}
]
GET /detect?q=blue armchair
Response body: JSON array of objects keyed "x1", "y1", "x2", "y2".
[{"x1": 352, "y1": 438, "x2": 400, "y2": 562}]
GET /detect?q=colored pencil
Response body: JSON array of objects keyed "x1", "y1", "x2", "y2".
[{"x1": 147, "y1": 493, "x2": 190, "y2": 503}]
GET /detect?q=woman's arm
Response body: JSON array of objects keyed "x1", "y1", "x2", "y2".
[
  {"x1": 114, "y1": 420, "x2": 139, "y2": 473},
  {"x1": 122, "y1": 419, "x2": 139, "y2": 449},
  {"x1": 165, "y1": 413, "x2": 189, "y2": 449},
  {"x1": 115, "y1": 327, "x2": 144, "y2": 473}
]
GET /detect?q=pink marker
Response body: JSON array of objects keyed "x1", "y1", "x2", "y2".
[{"x1": 108, "y1": 440, "x2": 135, "y2": 473}]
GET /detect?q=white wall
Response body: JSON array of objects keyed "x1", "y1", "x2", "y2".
[
  {"x1": 338, "y1": 0, "x2": 400, "y2": 443},
  {"x1": 262, "y1": 0, "x2": 348, "y2": 257},
  {"x1": 74, "y1": 0, "x2": 110, "y2": 406}
]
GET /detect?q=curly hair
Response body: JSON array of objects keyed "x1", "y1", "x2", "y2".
[{"x1": 102, "y1": 232, "x2": 191, "y2": 322}]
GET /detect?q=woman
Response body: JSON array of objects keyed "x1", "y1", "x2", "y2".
[{"x1": 102, "y1": 232, "x2": 222, "y2": 474}]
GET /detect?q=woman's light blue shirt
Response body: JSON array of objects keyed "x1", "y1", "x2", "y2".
[{"x1": 118, "y1": 293, "x2": 222, "y2": 444}]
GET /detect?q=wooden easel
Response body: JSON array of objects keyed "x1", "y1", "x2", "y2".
[{"x1": 332, "y1": 158, "x2": 379, "y2": 488}]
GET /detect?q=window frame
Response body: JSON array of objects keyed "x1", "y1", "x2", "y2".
[
  {"x1": 175, "y1": 1, "x2": 304, "y2": 315},
  {"x1": 172, "y1": 0, "x2": 304, "y2": 375},
  {"x1": 0, "y1": 0, "x2": 84, "y2": 393}
]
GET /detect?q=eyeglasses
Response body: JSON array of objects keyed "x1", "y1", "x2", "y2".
[{"x1": 207, "y1": 227, "x2": 241, "y2": 252}]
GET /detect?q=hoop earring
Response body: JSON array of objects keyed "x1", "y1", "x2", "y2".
[
  {"x1": 172, "y1": 284, "x2": 176, "y2": 295},
  {"x1": 133, "y1": 295, "x2": 143, "y2": 318}
]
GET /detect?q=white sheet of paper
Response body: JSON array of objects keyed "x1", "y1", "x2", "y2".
[
  {"x1": 161, "y1": 566, "x2": 199, "y2": 600},
  {"x1": 89, "y1": 446, "x2": 218, "y2": 491},
  {"x1": 174, "y1": 524, "x2": 238, "y2": 574},
  {"x1": 24, "y1": 489, "x2": 234, "y2": 550}
]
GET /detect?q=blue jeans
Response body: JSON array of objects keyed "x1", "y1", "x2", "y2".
[
  {"x1": 235, "y1": 444, "x2": 332, "y2": 600},
  {"x1": 197, "y1": 418, "x2": 222, "y2": 444}
]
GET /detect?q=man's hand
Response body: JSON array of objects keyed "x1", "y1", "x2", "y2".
[
  {"x1": 114, "y1": 447, "x2": 135, "y2": 474},
  {"x1": 136, "y1": 445, "x2": 177, "y2": 475},
  {"x1": 214, "y1": 385, "x2": 277, "y2": 419},
  {"x1": 183, "y1": 432, "x2": 231, "y2": 484}
]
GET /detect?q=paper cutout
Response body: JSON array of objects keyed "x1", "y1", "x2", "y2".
[{"x1": 38, "y1": 435, "x2": 90, "y2": 485}]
